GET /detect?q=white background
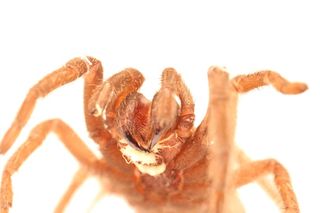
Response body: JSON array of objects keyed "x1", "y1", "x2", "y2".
[{"x1": 0, "y1": 0, "x2": 319, "y2": 212}]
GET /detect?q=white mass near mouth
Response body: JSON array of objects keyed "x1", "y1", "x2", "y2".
[{"x1": 119, "y1": 138, "x2": 166, "y2": 176}]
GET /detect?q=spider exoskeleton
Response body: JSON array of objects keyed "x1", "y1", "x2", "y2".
[{"x1": 0, "y1": 57, "x2": 307, "y2": 213}]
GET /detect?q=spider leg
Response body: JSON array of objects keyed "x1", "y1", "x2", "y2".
[
  {"x1": 82, "y1": 58, "x2": 113, "y2": 143},
  {"x1": 230, "y1": 71, "x2": 304, "y2": 212},
  {"x1": 231, "y1": 70, "x2": 308, "y2": 94},
  {"x1": 233, "y1": 159, "x2": 299, "y2": 213},
  {"x1": 0, "y1": 57, "x2": 99, "y2": 154},
  {"x1": 54, "y1": 166, "x2": 89, "y2": 213},
  {"x1": 86, "y1": 188, "x2": 108, "y2": 213},
  {"x1": 55, "y1": 164, "x2": 109, "y2": 213},
  {"x1": 158, "y1": 68, "x2": 195, "y2": 138},
  {"x1": 0, "y1": 119, "x2": 98, "y2": 213},
  {"x1": 206, "y1": 67, "x2": 238, "y2": 213},
  {"x1": 236, "y1": 148, "x2": 282, "y2": 207},
  {"x1": 88, "y1": 68, "x2": 144, "y2": 128}
]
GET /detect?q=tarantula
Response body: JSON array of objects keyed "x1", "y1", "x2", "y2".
[{"x1": 0, "y1": 57, "x2": 307, "y2": 213}]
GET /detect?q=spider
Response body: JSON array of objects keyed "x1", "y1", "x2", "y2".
[{"x1": 0, "y1": 57, "x2": 307, "y2": 213}]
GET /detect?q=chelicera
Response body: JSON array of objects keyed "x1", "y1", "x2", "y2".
[{"x1": 0, "y1": 57, "x2": 307, "y2": 212}]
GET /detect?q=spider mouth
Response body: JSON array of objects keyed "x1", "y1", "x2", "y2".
[
  {"x1": 124, "y1": 130, "x2": 163, "y2": 151},
  {"x1": 124, "y1": 131, "x2": 149, "y2": 152},
  {"x1": 119, "y1": 131, "x2": 166, "y2": 176}
]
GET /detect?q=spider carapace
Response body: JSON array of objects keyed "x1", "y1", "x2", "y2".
[{"x1": 0, "y1": 57, "x2": 307, "y2": 213}]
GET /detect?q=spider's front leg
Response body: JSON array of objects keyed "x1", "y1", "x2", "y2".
[
  {"x1": 0, "y1": 57, "x2": 98, "y2": 153},
  {"x1": 231, "y1": 70, "x2": 307, "y2": 94},
  {"x1": 206, "y1": 67, "x2": 239, "y2": 213},
  {"x1": 0, "y1": 57, "x2": 106, "y2": 212}
]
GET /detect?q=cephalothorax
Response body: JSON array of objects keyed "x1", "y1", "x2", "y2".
[{"x1": 0, "y1": 57, "x2": 307, "y2": 213}]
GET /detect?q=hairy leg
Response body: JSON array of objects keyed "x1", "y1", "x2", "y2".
[
  {"x1": 206, "y1": 67, "x2": 238, "y2": 213},
  {"x1": 0, "y1": 57, "x2": 98, "y2": 153},
  {"x1": 82, "y1": 58, "x2": 113, "y2": 143},
  {"x1": 234, "y1": 159, "x2": 299, "y2": 213},
  {"x1": 54, "y1": 167, "x2": 90, "y2": 213},
  {"x1": 0, "y1": 119, "x2": 98, "y2": 213},
  {"x1": 236, "y1": 148, "x2": 282, "y2": 207},
  {"x1": 88, "y1": 68, "x2": 144, "y2": 128},
  {"x1": 230, "y1": 70, "x2": 306, "y2": 212},
  {"x1": 231, "y1": 70, "x2": 308, "y2": 94},
  {"x1": 55, "y1": 163, "x2": 110, "y2": 213}
]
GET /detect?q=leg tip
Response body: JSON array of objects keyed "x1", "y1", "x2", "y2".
[
  {"x1": 282, "y1": 82, "x2": 308, "y2": 94},
  {"x1": 208, "y1": 66, "x2": 230, "y2": 83}
]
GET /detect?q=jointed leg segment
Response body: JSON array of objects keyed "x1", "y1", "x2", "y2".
[
  {"x1": 232, "y1": 71, "x2": 308, "y2": 94},
  {"x1": 88, "y1": 68, "x2": 144, "y2": 127},
  {"x1": 0, "y1": 119, "x2": 98, "y2": 213},
  {"x1": 236, "y1": 148, "x2": 282, "y2": 207},
  {"x1": 206, "y1": 67, "x2": 238, "y2": 213},
  {"x1": 82, "y1": 58, "x2": 115, "y2": 143},
  {"x1": 234, "y1": 159, "x2": 299, "y2": 212},
  {"x1": 0, "y1": 57, "x2": 98, "y2": 154},
  {"x1": 55, "y1": 166, "x2": 90, "y2": 213},
  {"x1": 206, "y1": 68, "x2": 305, "y2": 212}
]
